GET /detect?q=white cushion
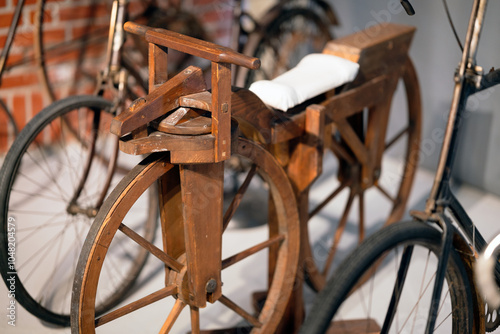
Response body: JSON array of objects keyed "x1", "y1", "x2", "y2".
[{"x1": 249, "y1": 53, "x2": 359, "y2": 111}]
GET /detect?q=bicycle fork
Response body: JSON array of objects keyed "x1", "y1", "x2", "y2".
[
  {"x1": 158, "y1": 162, "x2": 225, "y2": 309},
  {"x1": 382, "y1": 213, "x2": 454, "y2": 334}
]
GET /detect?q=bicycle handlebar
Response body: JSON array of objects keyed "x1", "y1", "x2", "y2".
[
  {"x1": 401, "y1": 0, "x2": 416, "y2": 15},
  {"x1": 124, "y1": 22, "x2": 261, "y2": 70}
]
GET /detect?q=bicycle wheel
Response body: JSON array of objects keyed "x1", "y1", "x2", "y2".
[
  {"x1": 72, "y1": 138, "x2": 300, "y2": 333},
  {"x1": 300, "y1": 221, "x2": 473, "y2": 334},
  {"x1": 0, "y1": 95, "x2": 157, "y2": 326},
  {"x1": 303, "y1": 58, "x2": 422, "y2": 291},
  {"x1": 239, "y1": 7, "x2": 332, "y2": 88}
]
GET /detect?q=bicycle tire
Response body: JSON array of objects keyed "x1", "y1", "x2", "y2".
[
  {"x1": 0, "y1": 95, "x2": 157, "y2": 326},
  {"x1": 72, "y1": 138, "x2": 300, "y2": 333},
  {"x1": 299, "y1": 221, "x2": 474, "y2": 333},
  {"x1": 238, "y1": 7, "x2": 332, "y2": 88}
]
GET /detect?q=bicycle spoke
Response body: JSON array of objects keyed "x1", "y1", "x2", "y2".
[
  {"x1": 159, "y1": 298, "x2": 186, "y2": 334},
  {"x1": 381, "y1": 245, "x2": 414, "y2": 332},
  {"x1": 222, "y1": 234, "x2": 285, "y2": 270},
  {"x1": 95, "y1": 286, "x2": 178, "y2": 327},
  {"x1": 10, "y1": 187, "x2": 63, "y2": 202},
  {"x1": 328, "y1": 138, "x2": 356, "y2": 165},
  {"x1": 118, "y1": 223, "x2": 183, "y2": 273},
  {"x1": 20, "y1": 217, "x2": 74, "y2": 283},
  {"x1": 218, "y1": 294, "x2": 262, "y2": 328},
  {"x1": 223, "y1": 164, "x2": 258, "y2": 231},
  {"x1": 411, "y1": 250, "x2": 432, "y2": 330},
  {"x1": 385, "y1": 126, "x2": 409, "y2": 151},
  {"x1": 309, "y1": 181, "x2": 349, "y2": 219},
  {"x1": 322, "y1": 190, "x2": 356, "y2": 276},
  {"x1": 376, "y1": 183, "x2": 397, "y2": 204}
]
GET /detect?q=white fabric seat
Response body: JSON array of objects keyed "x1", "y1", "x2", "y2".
[{"x1": 249, "y1": 53, "x2": 359, "y2": 111}]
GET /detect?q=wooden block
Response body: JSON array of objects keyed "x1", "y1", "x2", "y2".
[
  {"x1": 327, "y1": 318, "x2": 381, "y2": 334},
  {"x1": 323, "y1": 23, "x2": 415, "y2": 81}
]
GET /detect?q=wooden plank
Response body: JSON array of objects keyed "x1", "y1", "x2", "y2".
[
  {"x1": 118, "y1": 131, "x2": 214, "y2": 155},
  {"x1": 322, "y1": 76, "x2": 389, "y2": 122},
  {"x1": 149, "y1": 43, "x2": 168, "y2": 92},
  {"x1": 211, "y1": 62, "x2": 232, "y2": 161},
  {"x1": 323, "y1": 23, "x2": 415, "y2": 82},
  {"x1": 125, "y1": 22, "x2": 260, "y2": 70},
  {"x1": 180, "y1": 163, "x2": 224, "y2": 307},
  {"x1": 111, "y1": 66, "x2": 207, "y2": 137},
  {"x1": 326, "y1": 318, "x2": 380, "y2": 333},
  {"x1": 179, "y1": 91, "x2": 213, "y2": 111}
]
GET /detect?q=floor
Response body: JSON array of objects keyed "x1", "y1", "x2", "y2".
[{"x1": 1, "y1": 152, "x2": 500, "y2": 333}]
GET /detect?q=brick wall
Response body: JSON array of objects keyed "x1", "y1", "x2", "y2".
[{"x1": 0, "y1": 0, "x2": 232, "y2": 152}]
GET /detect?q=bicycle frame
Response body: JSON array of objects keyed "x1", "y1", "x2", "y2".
[
  {"x1": 406, "y1": 0, "x2": 500, "y2": 331},
  {"x1": 68, "y1": 0, "x2": 131, "y2": 215}
]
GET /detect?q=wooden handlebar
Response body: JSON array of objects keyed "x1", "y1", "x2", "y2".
[{"x1": 124, "y1": 22, "x2": 261, "y2": 70}]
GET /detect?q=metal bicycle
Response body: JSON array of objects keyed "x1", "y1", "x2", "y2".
[{"x1": 299, "y1": 0, "x2": 500, "y2": 333}]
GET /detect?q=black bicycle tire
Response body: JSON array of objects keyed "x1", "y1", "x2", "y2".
[
  {"x1": 299, "y1": 221, "x2": 473, "y2": 334},
  {"x1": 242, "y1": 7, "x2": 332, "y2": 88},
  {"x1": 0, "y1": 95, "x2": 157, "y2": 326}
]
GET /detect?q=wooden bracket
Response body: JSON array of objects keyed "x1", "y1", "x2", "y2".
[
  {"x1": 287, "y1": 104, "x2": 325, "y2": 193},
  {"x1": 110, "y1": 66, "x2": 207, "y2": 137}
]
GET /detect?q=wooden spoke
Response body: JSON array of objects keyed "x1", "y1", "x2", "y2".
[
  {"x1": 218, "y1": 295, "x2": 262, "y2": 328},
  {"x1": 159, "y1": 298, "x2": 186, "y2": 334},
  {"x1": 190, "y1": 307, "x2": 200, "y2": 334},
  {"x1": 95, "y1": 286, "x2": 177, "y2": 327},
  {"x1": 385, "y1": 126, "x2": 409, "y2": 151},
  {"x1": 376, "y1": 184, "x2": 397, "y2": 204},
  {"x1": 223, "y1": 164, "x2": 258, "y2": 231},
  {"x1": 222, "y1": 234, "x2": 285, "y2": 270},
  {"x1": 329, "y1": 137, "x2": 356, "y2": 164},
  {"x1": 358, "y1": 192, "x2": 365, "y2": 244},
  {"x1": 322, "y1": 190, "x2": 356, "y2": 276},
  {"x1": 309, "y1": 181, "x2": 349, "y2": 219},
  {"x1": 118, "y1": 223, "x2": 183, "y2": 272},
  {"x1": 335, "y1": 118, "x2": 370, "y2": 165}
]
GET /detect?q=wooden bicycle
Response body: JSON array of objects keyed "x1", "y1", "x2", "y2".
[{"x1": 71, "y1": 19, "x2": 421, "y2": 333}]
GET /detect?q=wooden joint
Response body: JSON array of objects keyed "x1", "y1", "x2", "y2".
[{"x1": 287, "y1": 104, "x2": 326, "y2": 193}]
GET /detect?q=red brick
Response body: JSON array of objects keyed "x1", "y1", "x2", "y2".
[
  {"x1": 71, "y1": 23, "x2": 108, "y2": 41},
  {"x1": 12, "y1": 94, "x2": 26, "y2": 129},
  {"x1": 3, "y1": 52, "x2": 25, "y2": 68},
  {"x1": 59, "y1": 4, "x2": 109, "y2": 21},
  {"x1": 12, "y1": 31, "x2": 34, "y2": 47},
  {"x1": 0, "y1": 13, "x2": 15, "y2": 29},
  {"x1": 0, "y1": 72, "x2": 39, "y2": 89},
  {"x1": 29, "y1": 5, "x2": 54, "y2": 25},
  {"x1": 200, "y1": 9, "x2": 232, "y2": 24},
  {"x1": 0, "y1": 0, "x2": 7, "y2": 8},
  {"x1": 0, "y1": 104, "x2": 8, "y2": 152},
  {"x1": 31, "y1": 91, "x2": 44, "y2": 118},
  {"x1": 45, "y1": 30, "x2": 66, "y2": 48},
  {"x1": 13, "y1": 0, "x2": 37, "y2": 5}
]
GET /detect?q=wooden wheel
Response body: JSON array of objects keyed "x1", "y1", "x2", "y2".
[
  {"x1": 303, "y1": 58, "x2": 422, "y2": 291},
  {"x1": 71, "y1": 138, "x2": 300, "y2": 333}
]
